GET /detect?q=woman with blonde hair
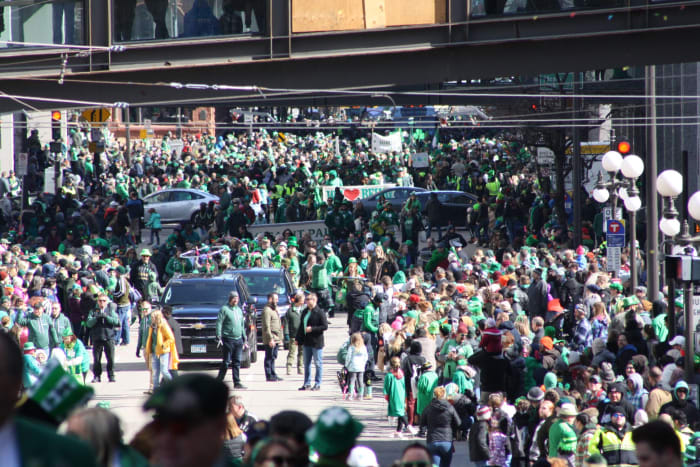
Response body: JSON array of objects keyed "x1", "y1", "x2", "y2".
[
  {"x1": 514, "y1": 315, "x2": 531, "y2": 340},
  {"x1": 223, "y1": 400, "x2": 245, "y2": 462},
  {"x1": 145, "y1": 309, "x2": 179, "y2": 391}
]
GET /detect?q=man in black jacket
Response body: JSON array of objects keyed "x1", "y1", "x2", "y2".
[
  {"x1": 86, "y1": 293, "x2": 119, "y2": 383},
  {"x1": 295, "y1": 293, "x2": 328, "y2": 391},
  {"x1": 527, "y1": 268, "x2": 549, "y2": 318}
]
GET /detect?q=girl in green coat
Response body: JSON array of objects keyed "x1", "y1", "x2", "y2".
[
  {"x1": 384, "y1": 356, "x2": 409, "y2": 437},
  {"x1": 59, "y1": 328, "x2": 89, "y2": 384}
]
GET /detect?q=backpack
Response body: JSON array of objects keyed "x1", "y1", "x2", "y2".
[
  {"x1": 129, "y1": 285, "x2": 142, "y2": 304},
  {"x1": 337, "y1": 339, "x2": 350, "y2": 366}
]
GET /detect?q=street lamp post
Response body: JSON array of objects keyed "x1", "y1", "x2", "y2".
[
  {"x1": 657, "y1": 174, "x2": 700, "y2": 381},
  {"x1": 592, "y1": 150, "x2": 645, "y2": 291},
  {"x1": 657, "y1": 169, "x2": 683, "y2": 339}
]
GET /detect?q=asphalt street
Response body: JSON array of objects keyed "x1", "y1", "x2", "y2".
[{"x1": 89, "y1": 309, "x2": 469, "y2": 465}]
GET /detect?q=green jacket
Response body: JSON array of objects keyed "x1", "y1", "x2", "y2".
[
  {"x1": 61, "y1": 338, "x2": 90, "y2": 375},
  {"x1": 324, "y1": 255, "x2": 343, "y2": 277},
  {"x1": 16, "y1": 312, "x2": 57, "y2": 350},
  {"x1": 353, "y1": 304, "x2": 378, "y2": 333},
  {"x1": 137, "y1": 314, "x2": 152, "y2": 353},
  {"x1": 283, "y1": 305, "x2": 303, "y2": 340},
  {"x1": 383, "y1": 371, "x2": 406, "y2": 417},
  {"x1": 15, "y1": 416, "x2": 99, "y2": 467},
  {"x1": 439, "y1": 339, "x2": 473, "y2": 380},
  {"x1": 49, "y1": 313, "x2": 72, "y2": 348},
  {"x1": 548, "y1": 418, "x2": 577, "y2": 457},
  {"x1": 216, "y1": 304, "x2": 245, "y2": 340},
  {"x1": 451, "y1": 368, "x2": 473, "y2": 394},
  {"x1": 166, "y1": 257, "x2": 192, "y2": 277},
  {"x1": 416, "y1": 370, "x2": 439, "y2": 415},
  {"x1": 311, "y1": 264, "x2": 330, "y2": 289}
]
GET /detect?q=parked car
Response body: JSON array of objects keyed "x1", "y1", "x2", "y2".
[
  {"x1": 356, "y1": 186, "x2": 428, "y2": 217},
  {"x1": 143, "y1": 188, "x2": 219, "y2": 224},
  {"x1": 414, "y1": 191, "x2": 478, "y2": 226},
  {"x1": 229, "y1": 268, "x2": 295, "y2": 349},
  {"x1": 160, "y1": 272, "x2": 258, "y2": 368}
]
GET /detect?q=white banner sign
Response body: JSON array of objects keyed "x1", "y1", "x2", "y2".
[
  {"x1": 536, "y1": 147, "x2": 555, "y2": 165},
  {"x1": 412, "y1": 152, "x2": 430, "y2": 168},
  {"x1": 371, "y1": 132, "x2": 402, "y2": 153},
  {"x1": 321, "y1": 184, "x2": 396, "y2": 202},
  {"x1": 606, "y1": 246, "x2": 621, "y2": 273},
  {"x1": 247, "y1": 220, "x2": 329, "y2": 244},
  {"x1": 44, "y1": 168, "x2": 56, "y2": 195}
]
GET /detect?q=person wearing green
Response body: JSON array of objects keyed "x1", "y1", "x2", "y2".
[
  {"x1": 438, "y1": 323, "x2": 474, "y2": 381},
  {"x1": 548, "y1": 403, "x2": 579, "y2": 464},
  {"x1": 652, "y1": 308, "x2": 669, "y2": 343},
  {"x1": 451, "y1": 359, "x2": 475, "y2": 394},
  {"x1": 351, "y1": 301, "x2": 379, "y2": 335},
  {"x1": 165, "y1": 248, "x2": 192, "y2": 278},
  {"x1": 383, "y1": 356, "x2": 409, "y2": 437},
  {"x1": 284, "y1": 291, "x2": 305, "y2": 375},
  {"x1": 22, "y1": 342, "x2": 42, "y2": 388},
  {"x1": 215, "y1": 291, "x2": 247, "y2": 389},
  {"x1": 16, "y1": 300, "x2": 58, "y2": 353},
  {"x1": 305, "y1": 407, "x2": 364, "y2": 467},
  {"x1": 416, "y1": 361, "x2": 439, "y2": 436},
  {"x1": 48, "y1": 302, "x2": 73, "y2": 349},
  {"x1": 60, "y1": 328, "x2": 90, "y2": 383}
]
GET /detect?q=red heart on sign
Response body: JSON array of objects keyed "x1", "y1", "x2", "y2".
[{"x1": 343, "y1": 189, "x2": 361, "y2": 201}]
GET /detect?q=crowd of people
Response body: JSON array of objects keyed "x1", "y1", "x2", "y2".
[{"x1": 1, "y1": 121, "x2": 700, "y2": 467}]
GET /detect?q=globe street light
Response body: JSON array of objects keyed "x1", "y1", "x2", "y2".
[{"x1": 594, "y1": 153, "x2": 644, "y2": 291}]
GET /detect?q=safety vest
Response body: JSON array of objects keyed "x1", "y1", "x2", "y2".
[
  {"x1": 589, "y1": 427, "x2": 637, "y2": 467},
  {"x1": 485, "y1": 179, "x2": 501, "y2": 197}
]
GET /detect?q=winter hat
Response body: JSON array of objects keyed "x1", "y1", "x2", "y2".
[
  {"x1": 476, "y1": 405, "x2": 492, "y2": 420},
  {"x1": 559, "y1": 403, "x2": 577, "y2": 417},
  {"x1": 592, "y1": 338, "x2": 606, "y2": 356},
  {"x1": 543, "y1": 372, "x2": 558, "y2": 390},
  {"x1": 457, "y1": 322, "x2": 468, "y2": 334},
  {"x1": 600, "y1": 362, "x2": 615, "y2": 384},
  {"x1": 540, "y1": 336, "x2": 554, "y2": 351}
]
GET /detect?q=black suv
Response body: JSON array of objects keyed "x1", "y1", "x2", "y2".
[
  {"x1": 229, "y1": 268, "x2": 295, "y2": 349},
  {"x1": 160, "y1": 273, "x2": 258, "y2": 368}
]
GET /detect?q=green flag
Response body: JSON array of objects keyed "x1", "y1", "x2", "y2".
[{"x1": 28, "y1": 358, "x2": 94, "y2": 422}]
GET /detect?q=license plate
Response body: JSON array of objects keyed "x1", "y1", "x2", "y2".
[{"x1": 191, "y1": 344, "x2": 207, "y2": 353}]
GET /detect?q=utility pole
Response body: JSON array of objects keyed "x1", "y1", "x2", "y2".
[{"x1": 646, "y1": 65, "x2": 660, "y2": 302}]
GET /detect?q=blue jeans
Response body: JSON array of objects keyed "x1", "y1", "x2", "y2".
[
  {"x1": 303, "y1": 346, "x2": 323, "y2": 387},
  {"x1": 117, "y1": 305, "x2": 130, "y2": 345},
  {"x1": 152, "y1": 352, "x2": 171, "y2": 389},
  {"x1": 217, "y1": 337, "x2": 244, "y2": 385},
  {"x1": 428, "y1": 441, "x2": 453, "y2": 467},
  {"x1": 264, "y1": 343, "x2": 279, "y2": 380}
]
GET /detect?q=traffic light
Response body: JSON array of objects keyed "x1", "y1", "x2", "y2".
[
  {"x1": 617, "y1": 139, "x2": 631, "y2": 155},
  {"x1": 51, "y1": 110, "x2": 61, "y2": 141}
]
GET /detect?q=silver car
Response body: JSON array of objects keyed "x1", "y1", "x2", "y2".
[{"x1": 143, "y1": 188, "x2": 219, "y2": 224}]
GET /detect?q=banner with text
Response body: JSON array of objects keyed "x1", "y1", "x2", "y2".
[
  {"x1": 371, "y1": 132, "x2": 402, "y2": 153},
  {"x1": 321, "y1": 184, "x2": 396, "y2": 202},
  {"x1": 248, "y1": 220, "x2": 329, "y2": 244}
]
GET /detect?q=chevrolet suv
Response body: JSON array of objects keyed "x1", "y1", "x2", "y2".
[{"x1": 160, "y1": 272, "x2": 258, "y2": 368}]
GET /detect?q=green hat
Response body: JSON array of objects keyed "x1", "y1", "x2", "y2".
[
  {"x1": 144, "y1": 374, "x2": 228, "y2": 421},
  {"x1": 428, "y1": 321, "x2": 440, "y2": 335},
  {"x1": 305, "y1": 407, "x2": 363, "y2": 457},
  {"x1": 405, "y1": 239, "x2": 414, "y2": 246},
  {"x1": 348, "y1": 257, "x2": 357, "y2": 264},
  {"x1": 406, "y1": 310, "x2": 419, "y2": 321},
  {"x1": 23, "y1": 342, "x2": 35, "y2": 351},
  {"x1": 28, "y1": 255, "x2": 41, "y2": 264},
  {"x1": 621, "y1": 296, "x2": 640, "y2": 308},
  {"x1": 544, "y1": 326, "x2": 557, "y2": 338},
  {"x1": 392, "y1": 271, "x2": 406, "y2": 285},
  {"x1": 675, "y1": 298, "x2": 684, "y2": 308},
  {"x1": 140, "y1": 248, "x2": 152, "y2": 256},
  {"x1": 610, "y1": 283, "x2": 623, "y2": 292},
  {"x1": 62, "y1": 328, "x2": 74, "y2": 338},
  {"x1": 97, "y1": 401, "x2": 111, "y2": 409},
  {"x1": 116, "y1": 266, "x2": 126, "y2": 275},
  {"x1": 287, "y1": 236, "x2": 298, "y2": 248}
]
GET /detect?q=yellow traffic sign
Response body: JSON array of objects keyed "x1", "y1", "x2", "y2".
[
  {"x1": 139, "y1": 129, "x2": 148, "y2": 139},
  {"x1": 82, "y1": 108, "x2": 111, "y2": 123}
]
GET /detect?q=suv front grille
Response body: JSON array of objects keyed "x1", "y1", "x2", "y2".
[{"x1": 176, "y1": 317, "x2": 217, "y2": 338}]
